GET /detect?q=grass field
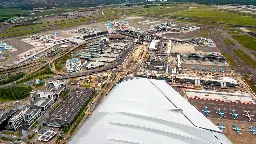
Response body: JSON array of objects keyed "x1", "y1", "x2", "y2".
[
  {"x1": 223, "y1": 38, "x2": 235, "y2": 46},
  {"x1": 253, "y1": 52, "x2": 256, "y2": 57},
  {"x1": 0, "y1": 8, "x2": 119, "y2": 38},
  {"x1": 232, "y1": 35, "x2": 256, "y2": 51},
  {"x1": 222, "y1": 52, "x2": 236, "y2": 66},
  {"x1": 32, "y1": 8, "x2": 75, "y2": 17},
  {"x1": 225, "y1": 28, "x2": 243, "y2": 35},
  {"x1": 0, "y1": 8, "x2": 29, "y2": 20},
  {"x1": 2, "y1": 5, "x2": 256, "y2": 39},
  {"x1": 233, "y1": 49, "x2": 256, "y2": 69},
  {"x1": 242, "y1": 75, "x2": 256, "y2": 94},
  {"x1": 0, "y1": 8, "x2": 74, "y2": 21},
  {"x1": 173, "y1": 6, "x2": 256, "y2": 26}
]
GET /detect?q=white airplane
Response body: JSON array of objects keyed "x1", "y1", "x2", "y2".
[{"x1": 243, "y1": 110, "x2": 254, "y2": 121}]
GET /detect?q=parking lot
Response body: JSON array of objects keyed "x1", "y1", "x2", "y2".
[{"x1": 44, "y1": 88, "x2": 94, "y2": 128}]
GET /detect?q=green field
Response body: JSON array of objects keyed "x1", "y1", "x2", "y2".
[
  {"x1": 225, "y1": 28, "x2": 243, "y2": 35},
  {"x1": 222, "y1": 52, "x2": 236, "y2": 66},
  {"x1": 253, "y1": 52, "x2": 256, "y2": 57},
  {"x1": 2, "y1": 5, "x2": 256, "y2": 39},
  {"x1": 242, "y1": 75, "x2": 256, "y2": 94},
  {"x1": 232, "y1": 35, "x2": 256, "y2": 51},
  {"x1": 233, "y1": 49, "x2": 256, "y2": 69},
  {"x1": 0, "y1": 8, "x2": 29, "y2": 20},
  {"x1": 173, "y1": 6, "x2": 256, "y2": 26},
  {"x1": 223, "y1": 38, "x2": 235, "y2": 46},
  {"x1": 32, "y1": 8, "x2": 75, "y2": 17},
  {"x1": 0, "y1": 8, "x2": 74, "y2": 21}
]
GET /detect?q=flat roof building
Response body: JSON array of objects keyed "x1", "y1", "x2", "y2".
[
  {"x1": 85, "y1": 61, "x2": 105, "y2": 69},
  {"x1": 23, "y1": 108, "x2": 41, "y2": 125},
  {"x1": 68, "y1": 78, "x2": 232, "y2": 144},
  {"x1": 175, "y1": 74, "x2": 238, "y2": 87},
  {"x1": 185, "y1": 89, "x2": 254, "y2": 103}
]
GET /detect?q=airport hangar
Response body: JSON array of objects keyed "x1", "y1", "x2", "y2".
[{"x1": 69, "y1": 78, "x2": 232, "y2": 144}]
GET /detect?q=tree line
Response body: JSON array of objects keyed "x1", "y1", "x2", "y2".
[
  {"x1": 0, "y1": 85, "x2": 32, "y2": 101},
  {"x1": 0, "y1": 72, "x2": 25, "y2": 85}
]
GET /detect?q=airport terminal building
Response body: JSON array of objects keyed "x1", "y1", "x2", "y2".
[{"x1": 69, "y1": 78, "x2": 232, "y2": 144}]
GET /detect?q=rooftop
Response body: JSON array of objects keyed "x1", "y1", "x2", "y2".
[
  {"x1": 69, "y1": 78, "x2": 231, "y2": 144},
  {"x1": 69, "y1": 58, "x2": 79, "y2": 63},
  {"x1": 185, "y1": 89, "x2": 254, "y2": 103}
]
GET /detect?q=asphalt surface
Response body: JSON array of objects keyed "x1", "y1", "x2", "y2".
[
  {"x1": 219, "y1": 29, "x2": 256, "y2": 62},
  {"x1": 189, "y1": 99, "x2": 256, "y2": 122},
  {"x1": 209, "y1": 28, "x2": 256, "y2": 83}
]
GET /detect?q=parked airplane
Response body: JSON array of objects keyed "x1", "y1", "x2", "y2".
[
  {"x1": 193, "y1": 66, "x2": 197, "y2": 72},
  {"x1": 202, "y1": 106, "x2": 210, "y2": 116},
  {"x1": 230, "y1": 109, "x2": 238, "y2": 119},
  {"x1": 233, "y1": 124, "x2": 242, "y2": 134},
  {"x1": 216, "y1": 108, "x2": 224, "y2": 118},
  {"x1": 211, "y1": 68, "x2": 215, "y2": 72},
  {"x1": 243, "y1": 111, "x2": 254, "y2": 121},
  {"x1": 249, "y1": 126, "x2": 256, "y2": 135},
  {"x1": 217, "y1": 123, "x2": 225, "y2": 131},
  {"x1": 219, "y1": 68, "x2": 224, "y2": 73}
]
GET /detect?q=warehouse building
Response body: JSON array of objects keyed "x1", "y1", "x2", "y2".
[{"x1": 68, "y1": 78, "x2": 232, "y2": 144}]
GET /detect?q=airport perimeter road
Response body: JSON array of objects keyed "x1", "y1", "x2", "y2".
[
  {"x1": 219, "y1": 29, "x2": 256, "y2": 61},
  {"x1": 210, "y1": 29, "x2": 256, "y2": 83}
]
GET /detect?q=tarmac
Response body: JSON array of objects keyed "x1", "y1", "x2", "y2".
[
  {"x1": 189, "y1": 99, "x2": 256, "y2": 122},
  {"x1": 210, "y1": 118, "x2": 256, "y2": 144}
]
